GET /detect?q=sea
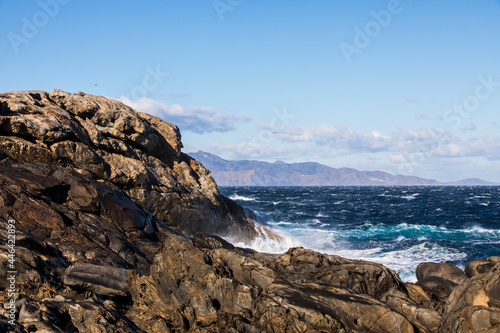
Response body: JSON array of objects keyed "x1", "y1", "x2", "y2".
[{"x1": 220, "y1": 186, "x2": 500, "y2": 282}]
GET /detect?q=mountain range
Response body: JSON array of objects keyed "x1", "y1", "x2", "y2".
[{"x1": 189, "y1": 151, "x2": 498, "y2": 186}]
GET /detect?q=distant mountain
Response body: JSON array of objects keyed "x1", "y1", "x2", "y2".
[
  {"x1": 187, "y1": 151, "x2": 446, "y2": 186},
  {"x1": 445, "y1": 178, "x2": 499, "y2": 186},
  {"x1": 189, "y1": 151, "x2": 498, "y2": 186}
]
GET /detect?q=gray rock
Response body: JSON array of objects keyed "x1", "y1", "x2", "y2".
[{"x1": 64, "y1": 263, "x2": 131, "y2": 297}]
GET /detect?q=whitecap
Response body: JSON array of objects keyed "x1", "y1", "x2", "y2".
[
  {"x1": 396, "y1": 235, "x2": 406, "y2": 242},
  {"x1": 275, "y1": 221, "x2": 293, "y2": 226},
  {"x1": 229, "y1": 194, "x2": 255, "y2": 201},
  {"x1": 401, "y1": 193, "x2": 419, "y2": 200}
]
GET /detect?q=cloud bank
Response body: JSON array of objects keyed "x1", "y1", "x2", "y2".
[
  {"x1": 119, "y1": 97, "x2": 249, "y2": 134},
  {"x1": 199, "y1": 124, "x2": 500, "y2": 163}
]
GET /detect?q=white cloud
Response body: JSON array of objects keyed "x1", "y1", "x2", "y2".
[
  {"x1": 231, "y1": 124, "x2": 500, "y2": 162},
  {"x1": 119, "y1": 97, "x2": 250, "y2": 134},
  {"x1": 434, "y1": 136, "x2": 500, "y2": 160},
  {"x1": 270, "y1": 125, "x2": 454, "y2": 154}
]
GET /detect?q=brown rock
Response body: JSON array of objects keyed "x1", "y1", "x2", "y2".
[
  {"x1": 271, "y1": 247, "x2": 405, "y2": 299},
  {"x1": 382, "y1": 288, "x2": 441, "y2": 333},
  {"x1": 465, "y1": 259, "x2": 496, "y2": 278},
  {"x1": 440, "y1": 263, "x2": 500, "y2": 332},
  {"x1": 416, "y1": 262, "x2": 468, "y2": 307},
  {"x1": 416, "y1": 262, "x2": 468, "y2": 285}
]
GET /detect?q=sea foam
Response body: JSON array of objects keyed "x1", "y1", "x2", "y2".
[{"x1": 229, "y1": 194, "x2": 255, "y2": 201}]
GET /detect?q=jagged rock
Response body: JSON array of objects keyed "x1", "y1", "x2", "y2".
[
  {"x1": 260, "y1": 282, "x2": 415, "y2": 332},
  {"x1": 270, "y1": 247, "x2": 405, "y2": 299},
  {"x1": 141, "y1": 233, "x2": 418, "y2": 332},
  {"x1": 382, "y1": 287, "x2": 442, "y2": 333},
  {"x1": 0, "y1": 89, "x2": 260, "y2": 241}
]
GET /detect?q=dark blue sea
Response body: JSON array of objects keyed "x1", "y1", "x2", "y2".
[{"x1": 220, "y1": 186, "x2": 500, "y2": 282}]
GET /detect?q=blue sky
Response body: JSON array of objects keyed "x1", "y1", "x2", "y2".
[{"x1": 1, "y1": 0, "x2": 500, "y2": 182}]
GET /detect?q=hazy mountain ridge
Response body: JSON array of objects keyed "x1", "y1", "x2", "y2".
[{"x1": 190, "y1": 151, "x2": 498, "y2": 186}]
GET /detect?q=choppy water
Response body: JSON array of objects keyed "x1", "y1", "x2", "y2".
[{"x1": 220, "y1": 186, "x2": 500, "y2": 282}]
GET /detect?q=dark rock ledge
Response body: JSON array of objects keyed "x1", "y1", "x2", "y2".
[{"x1": 0, "y1": 90, "x2": 498, "y2": 332}]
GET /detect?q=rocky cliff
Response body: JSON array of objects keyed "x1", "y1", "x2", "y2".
[{"x1": 0, "y1": 90, "x2": 499, "y2": 332}]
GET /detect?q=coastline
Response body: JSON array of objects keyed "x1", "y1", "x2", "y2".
[{"x1": 1, "y1": 90, "x2": 499, "y2": 332}]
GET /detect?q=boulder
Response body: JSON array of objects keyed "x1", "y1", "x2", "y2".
[
  {"x1": 416, "y1": 262, "x2": 468, "y2": 285},
  {"x1": 465, "y1": 259, "x2": 496, "y2": 278},
  {"x1": 416, "y1": 262, "x2": 468, "y2": 307}
]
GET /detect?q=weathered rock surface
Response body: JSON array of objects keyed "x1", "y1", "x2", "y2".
[
  {"x1": 0, "y1": 90, "x2": 499, "y2": 332},
  {"x1": 0, "y1": 89, "x2": 259, "y2": 241},
  {"x1": 63, "y1": 263, "x2": 131, "y2": 297}
]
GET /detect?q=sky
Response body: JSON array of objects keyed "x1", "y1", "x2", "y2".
[{"x1": 1, "y1": 0, "x2": 500, "y2": 182}]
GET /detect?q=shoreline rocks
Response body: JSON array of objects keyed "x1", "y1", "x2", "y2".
[{"x1": 0, "y1": 90, "x2": 499, "y2": 332}]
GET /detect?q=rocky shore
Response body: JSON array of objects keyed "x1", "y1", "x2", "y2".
[{"x1": 0, "y1": 90, "x2": 499, "y2": 332}]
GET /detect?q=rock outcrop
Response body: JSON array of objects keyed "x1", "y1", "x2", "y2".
[
  {"x1": 0, "y1": 89, "x2": 260, "y2": 241},
  {"x1": 0, "y1": 90, "x2": 499, "y2": 332}
]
